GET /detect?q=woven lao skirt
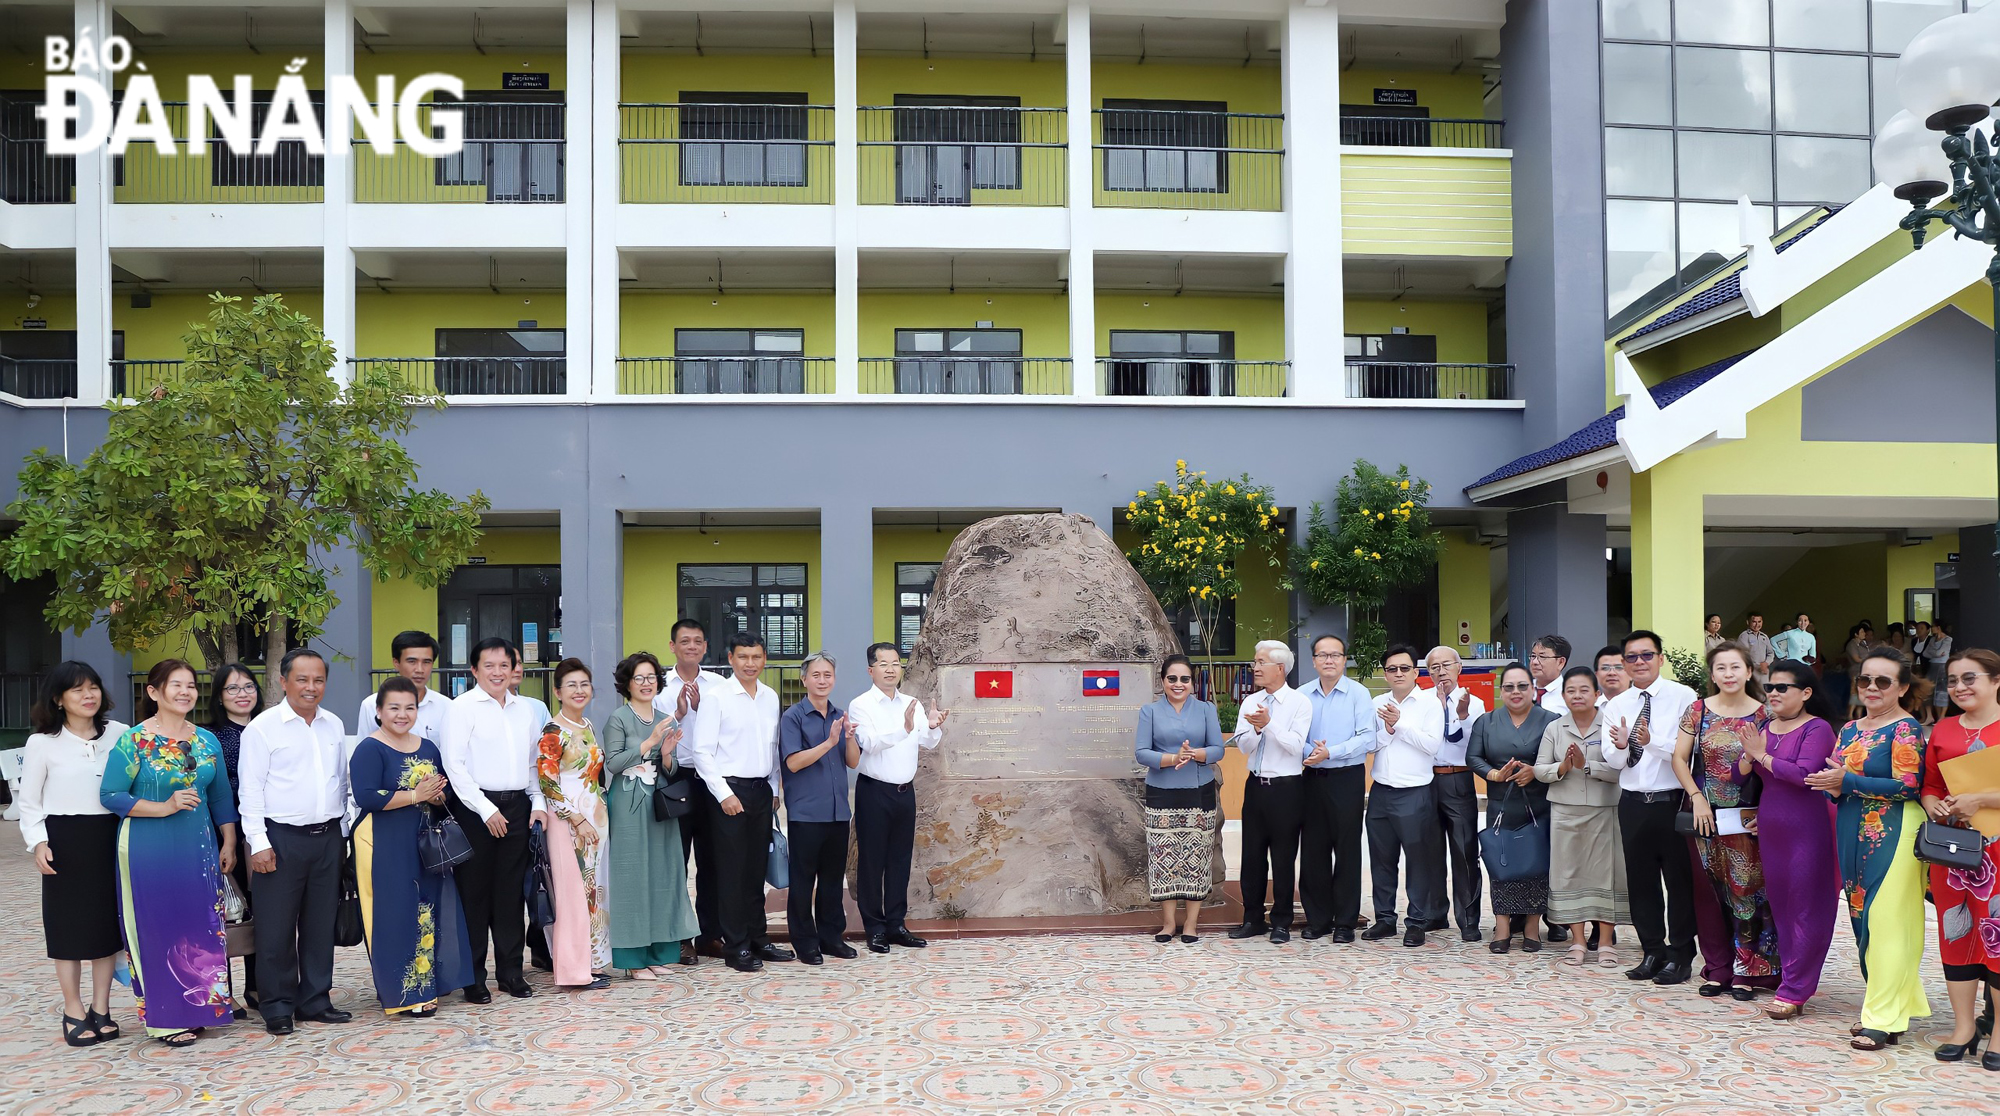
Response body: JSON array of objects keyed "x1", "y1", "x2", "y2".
[{"x1": 1144, "y1": 782, "x2": 1218, "y2": 902}]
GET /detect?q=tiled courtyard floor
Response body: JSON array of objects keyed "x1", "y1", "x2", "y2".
[{"x1": 4, "y1": 817, "x2": 2000, "y2": 1115}]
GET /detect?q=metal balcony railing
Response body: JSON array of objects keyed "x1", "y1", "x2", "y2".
[
  {"x1": 113, "y1": 359, "x2": 187, "y2": 399},
  {"x1": 0, "y1": 355, "x2": 77, "y2": 399},
  {"x1": 114, "y1": 103, "x2": 325, "y2": 203},
  {"x1": 1092, "y1": 108, "x2": 1282, "y2": 212},
  {"x1": 351, "y1": 356, "x2": 567, "y2": 396},
  {"x1": 1339, "y1": 116, "x2": 1506, "y2": 149},
  {"x1": 372, "y1": 667, "x2": 555, "y2": 707},
  {"x1": 859, "y1": 356, "x2": 1071, "y2": 395},
  {"x1": 353, "y1": 99, "x2": 565, "y2": 203},
  {"x1": 619, "y1": 103, "x2": 834, "y2": 204},
  {"x1": 1344, "y1": 361, "x2": 1517, "y2": 401},
  {"x1": 1, "y1": 137, "x2": 75, "y2": 204},
  {"x1": 1096, "y1": 359, "x2": 1290, "y2": 399},
  {"x1": 616, "y1": 356, "x2": 833, "y2": 395},
  {"x1": 858, "y1": 106, "x2": 1066, "y2": 206}
]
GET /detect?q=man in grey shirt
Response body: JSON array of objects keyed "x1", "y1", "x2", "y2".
[{"x1": 1736, "y1": 612, "x2": 1774, "y2": 682}]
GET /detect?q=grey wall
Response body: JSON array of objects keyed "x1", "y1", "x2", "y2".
[
  {"x1": 1506, "y1": 497, "x2": 1609, "y2": 655},
  {"x1": 1803, "y1": 307, "x2": 1996, "y2": 443}
]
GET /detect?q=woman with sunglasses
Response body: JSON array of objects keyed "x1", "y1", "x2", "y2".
[
  {"x1": 1135, "y1": 653, "x2": 1225, "y2": 943},
  {"x1": 1535, "y1": 665, "x2": 1627, "y2": 968},
  {"x1": 537, "y1": 657, "x2": 611, "y2": 990},
  {"x1": 1674, "y1": 641, "x2": 1779, "y2": 1001},
  {"x1": 1807, "y1": 648, "x2": 1931, "y2": 1051},
  {"x1": 205, "y1": 663, "x2": 261, "y2": 1015},
  {"x1": 98, "y1": 659, "x2": 240, "y2": 1048},
  {"x1": 1737, "y1": 659, "x2": 1840, "y2": 1020},
  {"x1": 1468, "y1": 663, "x2": 1559, "y2": 952},
  {"x1": 1920, "y1": 648, "x2": 2000, "y2": 1066}
]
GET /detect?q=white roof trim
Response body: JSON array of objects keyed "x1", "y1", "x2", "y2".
[
  {"x1": 1739, "y1": 185, "x2": 1909, "y2": 317},
  {"x1": 1467, "y1": 446, "x2": 1625, "y2": 502}
]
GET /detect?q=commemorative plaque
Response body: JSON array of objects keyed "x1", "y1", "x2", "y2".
[{"x1": 936, "y1": 662, "x2": 1153, "y2": 779}]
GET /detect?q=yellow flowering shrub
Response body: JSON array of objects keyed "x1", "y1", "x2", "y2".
[
  {"x1": 1125, "y1": 460, "x2": 1282, "y2": 657},
  {"x1": 1291, "y1": 461, "x2": 1440, "y2": 677}
]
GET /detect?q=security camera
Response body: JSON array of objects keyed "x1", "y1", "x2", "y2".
[{"x1": 25, "y1": 293, "x2": 39, "y2": 309}]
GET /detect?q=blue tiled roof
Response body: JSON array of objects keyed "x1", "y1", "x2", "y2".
[
  {"x1": 1623, "y1": 207, "x2": 1843, "y2": 340},
  {"x1": 1466, "y1": 350, "x2": 1754, "y2": 492}
]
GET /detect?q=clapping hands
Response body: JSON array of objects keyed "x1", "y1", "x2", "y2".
[{"x1": 1803, "y1": 755, "x2": 1845, "y2": 795}]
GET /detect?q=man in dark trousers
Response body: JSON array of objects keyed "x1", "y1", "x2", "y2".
[
  {"x1": 1299, "y1": 634, "x2": 1378, "y2": 943},
  {"x1": 778, "y1": 651, "x2": 861, "y2": 964},
  {"x1": 846, "y1": 643, "x2": 948, "y2": 953},
  {"x1": 655, "y1": 619, "x2": 725, "y2": 961},
  {"x1": 692, "y1": 633, "x2": 794, "y2": 972}
]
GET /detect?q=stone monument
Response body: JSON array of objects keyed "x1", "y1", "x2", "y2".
[{"x1": 902, "y1": 512, "x2": 1198, "y2": 918}]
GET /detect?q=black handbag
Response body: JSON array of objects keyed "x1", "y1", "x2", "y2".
[
  {"x1": 525, "y1": 822, "x2": 557, "y2": 929},
  {"x1": 1477, "y1": 780, "x2": 1550, "y2": 883},
  {"x1": 1916, "y1": 820, "x2": 1986, "y2": 871},
  {"x1": 652, "y1": 773, "x2": 694, "y2": 821},
  {"x1": 416, "y1": 806, "x2": 474, "y2": 875},
  {"x1": 333, "y1": 842, "x2": 365, "y2": 948}
]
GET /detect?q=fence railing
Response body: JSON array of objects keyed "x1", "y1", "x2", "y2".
[
  {"x1": 371, "y1": 667, "x2": 555, "y2": 709},
  {"x1": 354, "y1": 99, "x2": 565, "y2": 204},
  {"x1": 351, "y1": 356, "x2": 567, "y2": 396},
  {"x1": 615, "y1": 356, "x2": 834, "y2": 396},
  {"x1": 1, "y1": 137, "x2": 75, "y2": 204},
  {"x1": 0, "y1": 355, "x2": 77, "y2": 399},
  {"x1": 620, "y1": 103, "x2": 834, "y2": 204},
  {"x1": 111, "y1": 103, "x2": 324, "y2": 203},
  {"x1": 1344, "y1": 361, "x2": 1517, "y2": 401},
  {"x1": 127, "y1": 668, "x2": 269, "y2": 727},
  {"x1": 0, "y1": 672, "x2": 41, "y2": 747},
  {"x1": 113, "y1": 359, "x2": 187, "y2": 399},
  {"x1": 1096, "y1": 358, "x2": 1289, "y2": 399},
  {"x1": 859, "y1": 356, "x2": 1071, "y2": 396},
  {"x1": 1092, "y1": 108, "x2": 1282, "y2": 212},
  {"x1": 1189, "y1": 661, "x2": 1258, "y2": 709},
  {"x1": 858, "y1": 106, "x2": 1066, "y2": 207},
  {"x1": 1339, "y1": 115, "x2": 1506, "y2": 149}
]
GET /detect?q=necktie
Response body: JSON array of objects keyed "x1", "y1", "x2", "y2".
[
  {"x1": 1631, "y1": 691, "x2": 1653, "y2": 760},
  {"x1": 1535, "y1": 687, "x2": 1546, "y2": 705}
]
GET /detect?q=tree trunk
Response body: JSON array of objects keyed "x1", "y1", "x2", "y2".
[
  {"x1": 263, "y1": 606, "x2": 289, "y2": 707},
  {"x1": 221, "y1": 622, "x2": 240, "y2": 667},
  {"x1": 192, "y1": 627, "x2": 223, "y2": 676}
]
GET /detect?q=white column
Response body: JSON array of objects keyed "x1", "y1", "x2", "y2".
[
  {"x1": 72, "y1": 0, "x2": 111, "y2": 405},
  {"x1": 1064, "y1": 1, "x2": 1096, "y2": 397},
  {"x1": 322, "y1": 0, "x2": 355, "y2": 381},
  {"x1": 590, "y1": 0, "x2": 621, "y2": 396},
  {"x1": 1282, "y1": 1, "x2": 1344, "y2": 402},
  {"x1": 832, "y1": 0, "x2": 859, "y2": 396},
  {"x1": 564, "y1": 0, "x2": 595, "y2": 398}
]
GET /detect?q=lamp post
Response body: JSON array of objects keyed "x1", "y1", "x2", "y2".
[{"x1": 1873, "y1": 4, "x2": 2000, "y2": 615}]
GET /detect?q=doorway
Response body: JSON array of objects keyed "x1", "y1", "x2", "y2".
[{"x1": 437, "y1": 565, "x2": 562, "y2": 696}]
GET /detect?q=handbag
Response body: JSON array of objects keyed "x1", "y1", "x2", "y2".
[
  {"x1": 652, "y1": 772, "x2": 694, "y2": 821},
  {"x1": 416, "y1": 806, "x2": 474, "y2": 876},
  {"x1": 1673, "y1": 703, "x2": 1764, "y2": 835},
  {"x1": 219, "y1": 874, "x2": 255, "y2": 958},
  {"x1": 333, "y1": 842, "x2": 365, "y2": 948},
  {"x1": 1477, "y1": 779, "x2": 1550, "y2": 883},
  {"x1": 765, "y1": 818, "x2": 790, "y2": 890},
  {"x1": 1916, "y1": 819, "x2": 1986, "y2": 871},
  {"x1": 525, "y1": 822, "x2": 557, "y2": 929}
]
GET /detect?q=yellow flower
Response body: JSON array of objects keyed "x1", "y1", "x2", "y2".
[
  {"x1": 1216, "y1": 564, "x2": 1225, "y2": 572},
  {"x1": 1376, "y1": 512, "x2": 1385, "y2": 520},
  {"x1": 1400, "y1": 479, "x2": 1410, "y2": 489},
  {"x1": 1310, "y1": 559, "x2": 1320, "y2": 569},
  {"x1": 1176, "y1": 459, "x2": 1187, "y2": 473},
  {"x1": 1371, "y1": 551, "x2": 1381, "y2": 559},
  {"x1": 1225, "y1": 484, "x2": 1236, "y2": 495}
]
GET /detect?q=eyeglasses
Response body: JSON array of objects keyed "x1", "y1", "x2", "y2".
[
  {"x1": 1949, "y1": 672, "x2": 1994, "y2": 690},
  {"x1": 1765, "y1": 683, "x2": 1799, "y2": 694},
  {"x1": 1499, "y1": 682, "x2": 1534, "y2": 693},
  {"x1": 1312, "y1": 652, "x2": 1346, "y2": 661},
  {"x1": 1623, "y1": 650, "x2": 1659, "y2": 664},
  {"x1": 1163, "y1": 674, "x2": 1193, "y2": 684},
  {"x1": 1382, "y1": 664, "x2": 1414, "y2": 674},
  {"x1": 559, "y1": 680, "x2": 593, "y2": 691},
  {"x1": 222, "y1": 683, "x2": 259, "y2": 696},
  {"x1": 1528, "y1": 652, "x2": 1559, "y2": 662},
  {"x1": 629, "y1": 673, "x2": 659, "y2": 685},
  {"x1": 1855, "y1": 674, "x2": 1899, "y2": 692}
]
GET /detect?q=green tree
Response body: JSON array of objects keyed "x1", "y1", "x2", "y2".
[
  {"x1": 1123, "y1": 459, "x2": 1284, "y2": 658},
  {"x1": 1, "y1": 293, "x2": 487, "y2": 703},
  {"x1": 1291, "y1": 460, "x2": 1442, "y2": 678}
]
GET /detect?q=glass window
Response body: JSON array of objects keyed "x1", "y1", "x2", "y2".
[
  {"x1": 1872, "y1": 0, "x2": 1961, "y2": 54},
  {"x1": 895, "y1": 563, "x2": 940, "y2": 652},
  {"x1": 1778, "y1": 204, "x2": 1820, "y2": 228},
  {"x1": 1775, "y1": 134, "x2": 1872, "y2": 202},
  {"x1": 1606, "y1": 199, "x2": 1678, "y2": 316},
  {"x1": 1603, "y1": 0, "x2": 1672, "y2": 38},
  {"x1": 1604, "y1": 44, "x2": 1674, "y2": 125},
  {"x1": 1679, "y1": 201, "x2": 1775, "y2": 270},
  {"x1": 1677, "y1": 131, "x2": 1774, "y2": 199},
  {"x1": 1675, "y1": 0, "x2": 1771, "y2": 45},
  {"x1": 1104, "y1": 331, "x2": 1239, "y2": 397},
  {"x1": 1675, "y1": 47, "x2": 1773, "y2": 129},
  {"x1": 1775, "y1": 53, "x2": 1869, "y2": 134},
  {"x1": 677, "y1": 564, "x2": 808, "y2": 664},
  {"x1": 1100, "y1": 99, "x2": 1229, "y2": 194},
  {"x1": 1871, "y1": 56, "x2": 1902, "y2": 133},
  {"x1": 673, "y1": 328, "x2": 807, "y2": 394},
  {"x1": 1773, "y1": 0, "x2": 1868, "y2": 48},
  {"x1": 1606, "y1": 127, "x2": 1675, "y2": 196}
]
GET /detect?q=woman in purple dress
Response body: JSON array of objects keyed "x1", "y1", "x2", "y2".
[{"x1": 1739, "y1": 659, "x2": 1842, "y2": 1019}]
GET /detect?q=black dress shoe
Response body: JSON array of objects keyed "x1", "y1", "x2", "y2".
[
  {"x1": 498, "y1": 979, "x2": 534, "y2": 999},
  {"x1": 1699, "y1": 983, "x2": 1729, "y2": 998},
  {"x1": 1402, "y1": 926, "x2": 1426, "y2": 947},
  {"x1": 463, "y1": 985, "x2": 492, "y2": 1004},
  {"x1": 678, "y1": 942, "x2": 700, "y2": 966},
  {"x1": 299, "y1": 1008, "x2": 353, "y2": 1024},
  {"x1": 1227, "y1": 922, "x2": 1270, "y2": 940},
  {"x1": 1625, "y1": 956, "x2": 1663, "y2": 981},
  {"x1": 1547, "y1": 924, "x2": 1571, "y2": 943},
  {"x1": 1980, "y1": 1047, "x2": 2000, "y2": 1071},
  {"x1": 1460, "y1": 927, "x2": 1483, "y2": 943},
  {"x1": 1331, "y1": 927, "x2": 1356, "y2": 944},
  {"x1": 754, "y1": 943, "x2": 797, "y2": 962},
  {"x1": 264, "y1": 1016, "x2": 294, "y2": 1036},
  {"x1": 824, "y1": 942, "x2": 858, "y2": 960},
  {"x1": 1652, "y1": 960, "x2": 1691, "y2": 985},
  {"x1": 1268, "y1": 927, "x2": 1291, "y2": 944},
  {"x1": 1730, "y1": 987, "x2": 1756, "y2": 1002},
  {"x1": 1940, "y1": 1032, "x2": 1986, "y2": 1062},
  {"x1": 886, "y1": 928, "x2": 927, "y2": 948},
  {"x1": 797, "y1": 951, "x2": 825, "y2": 966},
  {"x1": 1585, "y1": 924, "x2": 1603, "y2": 951},
  {"x1": 725, "y1": 953, "x2": 764, "y2": 973},
  {"x1": 1361, "y1": 922, "x2": 1398, "y2": 941},
  {"x1": 1301, "y1": 928, "x2": 1328, "y2": 941},
  {"x1": 867, "y1": 934, "x2": 890, "y2": 954}
]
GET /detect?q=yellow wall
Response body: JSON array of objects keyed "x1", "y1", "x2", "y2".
[
  {"x1": 115, "y1": 291, "x2": 323, "y2": 358},
  {"x1": 354, "y1": 51, "x2": 566, "y2": 92},
  {"x1": 1341, "y1": 153, "x2": 1511, "y2": 257},
  {"x1": 859, "y1": 57, "x2": 1066, "y2": 106},
  {"x1": 619, "y1": 292, "x2": 836, "y2": 393},
  {"x1": 621, "y1": 54, "x2": 835, "y2": 102},
  {"x1": 1438, "y1": 531, "x2": 1493, "y2": 651},
  {"x1": 1886, "y1": 533, "x2": 1958, "y2": 626},
  {"x1": 872, "y1": 526, "x2": 960, "y2": 645},
  {"x1": 1740, "y1": 543, "x2": 1887, "y2": 653},
  {"x1": 1095, "y1": 292, "x2": 1285, "y2": 396},
  {"x1": 1343, "y1": 299, "x2": 1488, "y2": 364},
  {"x1": 621, "y1": 528, "x2": 822, "y2": 661},
  {"x1": 1092, "y1": 61, "x2": 1279, "y2": 112},
  {"x1": 355, "y1": 291, "x2": 565, "y2": 358},
  {"x1": 5, "y1": 292, "x2": 75, "y2": 331},
  {"x1": 369, "y1": 528, "x2": 560, "y2": 668},
  {"x1": 858, "y1": 290, "x2": 1070, "y2": 393},
  {"x1": 1339, "y1": 68, "x2": 1487, "y2": 121}
]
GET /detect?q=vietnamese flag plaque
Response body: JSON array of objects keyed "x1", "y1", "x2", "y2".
[
  {"x1": 1081, "y1": 669, "x2": 1121, "y2": 696},
  {"x1": 974, "y1": 669, "x2": 1014, "y2": 698}
]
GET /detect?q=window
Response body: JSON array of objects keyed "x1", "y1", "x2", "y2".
[
  {"x1": 0, "y1": 329, "x2": 122, "y2": 399},
  {"x1": 434, "y1": 93, "x2": 564, "y2": 202},
  {"x1": 892, "y1": 95, "x2": 1022, "y2": 205},
  {"x1": 1603, "y1": 0, "x2": 1671, "y2": 38},
  {"x1": 1774, "y1": 0, "x2": 1866, "y2": 50},
  {"x1": 1100, "y1": 98, "x2": 1228, "y2": 193},
  {"x1": 678, "y1": 564, "x2": 808, "y2": 664},
  {"x1": 1105, "y1": 330, "x2": 1236, "y2": 397},
  {"x1": 1675, "y1": 0, "x2": 1770, "y2": 45},
  {"x1": 893, "y1": 328, "x2": 1023, "y2": 394},
  {"x1": 0, "y1": 89, "x2": 75, "y2": 203},
  {"x1": 1673, "y1": 47, "x2": 1772, "y2": 130},
  {"x1": 1346, "y1": 332, "x2": 1451, "y2": 399},
  {"x1": 1604, "y1": 128, "x2": 1673, "y2": 197},
  {"x1": 895, "y1": 563, "x2": 940, "y2": 652},
  {"x1": 1774, "y1": 53, "x2": 1868, "y2": 134},
  {"x1": 1166, "y1": 598, "x2": 1236, "y2": 657},
  {"x1": 1774, "y1": 136, "x2": 1871, "y2": 203},
  {"x1": 674, "y1": 328, "x2": 806, "y2": 394},
  {"x1": 1601, "y1": 45, "x2": 1673, "y2": 125},
  {"x1": 212, "y1": 90, "x2": 325, "y2": 188},
  {"x1": 680, "y1": 92, "x2": 809, "y2": 188},
  {"x1": 434, "y1": 328, "x2": 566, "y2": 395},
  {"x1": 1676, "y1": 131, "x2": 1773, "y2": 201}
]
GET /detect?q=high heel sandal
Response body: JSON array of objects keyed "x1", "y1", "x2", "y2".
[
  {"x1": 1764, "y1": 1000, "x2": 1805, "y2": 1021},
  {"x1": 61, "y1": 1015, "x2": 101, "y2": 1048},
  {"x1": 85, "y1": 1009, "x2": 120, "y2": 1042},
  {"x1": 1938, "y1": 1031, "x2": 1986, "y2": 1061},
  {"x1": 1850, "y1": 1028, "x2": 1901, "y2": 1051}
]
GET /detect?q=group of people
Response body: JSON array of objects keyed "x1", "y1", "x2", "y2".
[
  {"x1": 1707, "y1": 610, "x2": 1958, "y2": 723},
  {"x1": 17, "y1": 619, "x2": 946, "y2": 1048}
]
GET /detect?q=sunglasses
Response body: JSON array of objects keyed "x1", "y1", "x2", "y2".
[
  {"x1": 1855, "y1": 674, "x2": 1899, "y2": 692},
  {"x1": 1622, "y1": 650, "x2": 1659, "y2": 664},
  {"x1": 1948, "y1": 672, "x2": 1994, "y2": 690},
  {"x1": 1164, "y1": 674, "x2": 1193, "y2": 684},
  {"x1": 1382, "y1": 664, "x2": 1415, "y2": 674},
  {"x1": 1499, "y1": 682, "x2": 1534, "y2": 693},
  {"x1": 1765, "y1": 682, "x2": 1800, "y2": 694}
]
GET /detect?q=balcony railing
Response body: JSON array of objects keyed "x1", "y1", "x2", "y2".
[
  {"x1": 351, "y1": 356, "x2": 567, "y2": 396},
  {"x1": 114, "y1": 103, "x2": 325, "y2": 203},
  {"x1": 354, "y1": 100, "x2": 565, "y2": 203},
  {"x1": 858, "y1": 106, "x2": 1066, "y2": 207},
  {"x1": 1092, "y1": 109, "x2": 1282, "y2": 212},
  {"x1": 1, "y1": 137, "x2": 75, "y2": 204},
  {"x1": 370, "y1": 667, "x2": 555, "y2": 708},
  {"x1": 616, "y1": 356, "x2": 834, "y2": 395},
  {"x1": 0, "y1": 355, "x2": 77, "y2": 399},
  {"x1": 859, "y1": 356, "x2": 1071, "y2": 395},
  {"x1": 1, "y1": 671, "x2": 41, "y2": 747},
  {"x1": 1096, "y1": 359, "x2": 1289, "y2": 399},
  {"x1": 620, "y1": 103, "x2": 834, "y2": 204},
  {"x1": 1339, "y1": 116, "x2": 1506, "y2": 150},
  {"x1": 1345, "y1": 361, "x2": 1516, "y2": 401},
  {"x1": 114, "y1": 359, "x2": 187, "y2": 399}
]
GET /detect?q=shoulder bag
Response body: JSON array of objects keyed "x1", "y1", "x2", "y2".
[
  {"x1": 1477, "y1": 776, "x2": 1550, "y2": 883},
  {"x1": 417, "y1": 804, "x2": 475, "y2": 875},
  {"x1": 1674, "y1": 703, "x2": 1765, "y2": 835},
  {"x1": 524, "y1": 822, "x2": 558, "y2": 929},
  {"x1": 1916, "y1": 819, "x2": 1986, "y2": 871},
  {"x1": 765, "y1": 817, "x2": 790, "y2": 890},
  {"x1": 333, "y1": 841, "x2": 366, "y2": 948},
  {"x1": 653, "y1": 770, "x2": 694, "y2": 821}
]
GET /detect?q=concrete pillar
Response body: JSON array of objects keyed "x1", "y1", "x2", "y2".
[
  {"x1": 589, "y1": 0, "x2": 621, "y2": 396},
  {"x1": 561, "y1": 496, "x2": 624, "y2": 678},
  {"x1": 322, "y1": 0, "x2": 355, "y2": 380},
  {"x1": 1627, "y1": 468, "x2": 1703, "y2": 654},
  {"x1": 1281, "y1": 1, "x2": 1343, "y2": 402},
  {"x1": 1064, "y1": 1, "x2": 1096, "y2": 396},
  {"x1": 1507, "y1": 502, "x2": 1610, "y2": 656},
  {"x1": 564, "y1": 0, "x2": 595, "y2": 399},
  {"x1": 317, "y1": 542, "x2": 371, "y2": 719},
  {"x1": 1957, "y1": 524, "x2": 2000, "y2": 650},
  {"x1": 73, "y1": 0, "x2": 112, "y2": 405},
  {"x1": 819, "y1": 504, "x2": 874, "y2": 662},
  {"x1": 832, "y1": 0, "x2": 859, "y2": 396}
]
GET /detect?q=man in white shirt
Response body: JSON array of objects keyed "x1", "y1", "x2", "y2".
[
  {"x1": 1424, "y1": 645, "x2": 1487, "y2": 942},
  {"x1": 848, "y1": 642, "x2": 948, "y2": 954},
  {"x1": 1529, "y1": 634, "x2": 1571, "y2": 713},
  {"x1": 439, "y1": 638, "x2": 548, "y2": 1002},
  {"x1": 1228, "y1": 639, "x2": 1313, "y2": 944},
  {"x1": 1594, "y1": 645, "x2": 1628, "y2": 701},
  {"x1": 1362, "y1": 644, "x2": 1447, "y2": 947},
  {"x1": 1736, "y1": 613, "x2": 1775, "y2": 683},
  {"x1": 691, "y1": 632, "x2": 792, "y2": 972},
  {"x1": 654, "y1": 619, "x2": 726, "y2": 961},
  {"x1": 240, "y1": 648, "x2": 351, "y2": 1034},
  {"x1": 1599, "y1": 629, "x2": 1701, "y2": 986},
  {"x1": 356, "y1": 630, "x2": 451, "y2": 743}
]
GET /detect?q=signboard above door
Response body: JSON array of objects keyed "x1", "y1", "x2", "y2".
[
  {"x1": 503, "y1": 73, "x2": 551, "y2": 90},
  {"x1": 1373, "y1": 88, "x2": 1419, "y2": 106}
]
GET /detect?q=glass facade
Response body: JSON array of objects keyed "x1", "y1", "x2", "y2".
[{"x1": 1601, "y1": 0, "x2": 1977, "y2": 324}]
